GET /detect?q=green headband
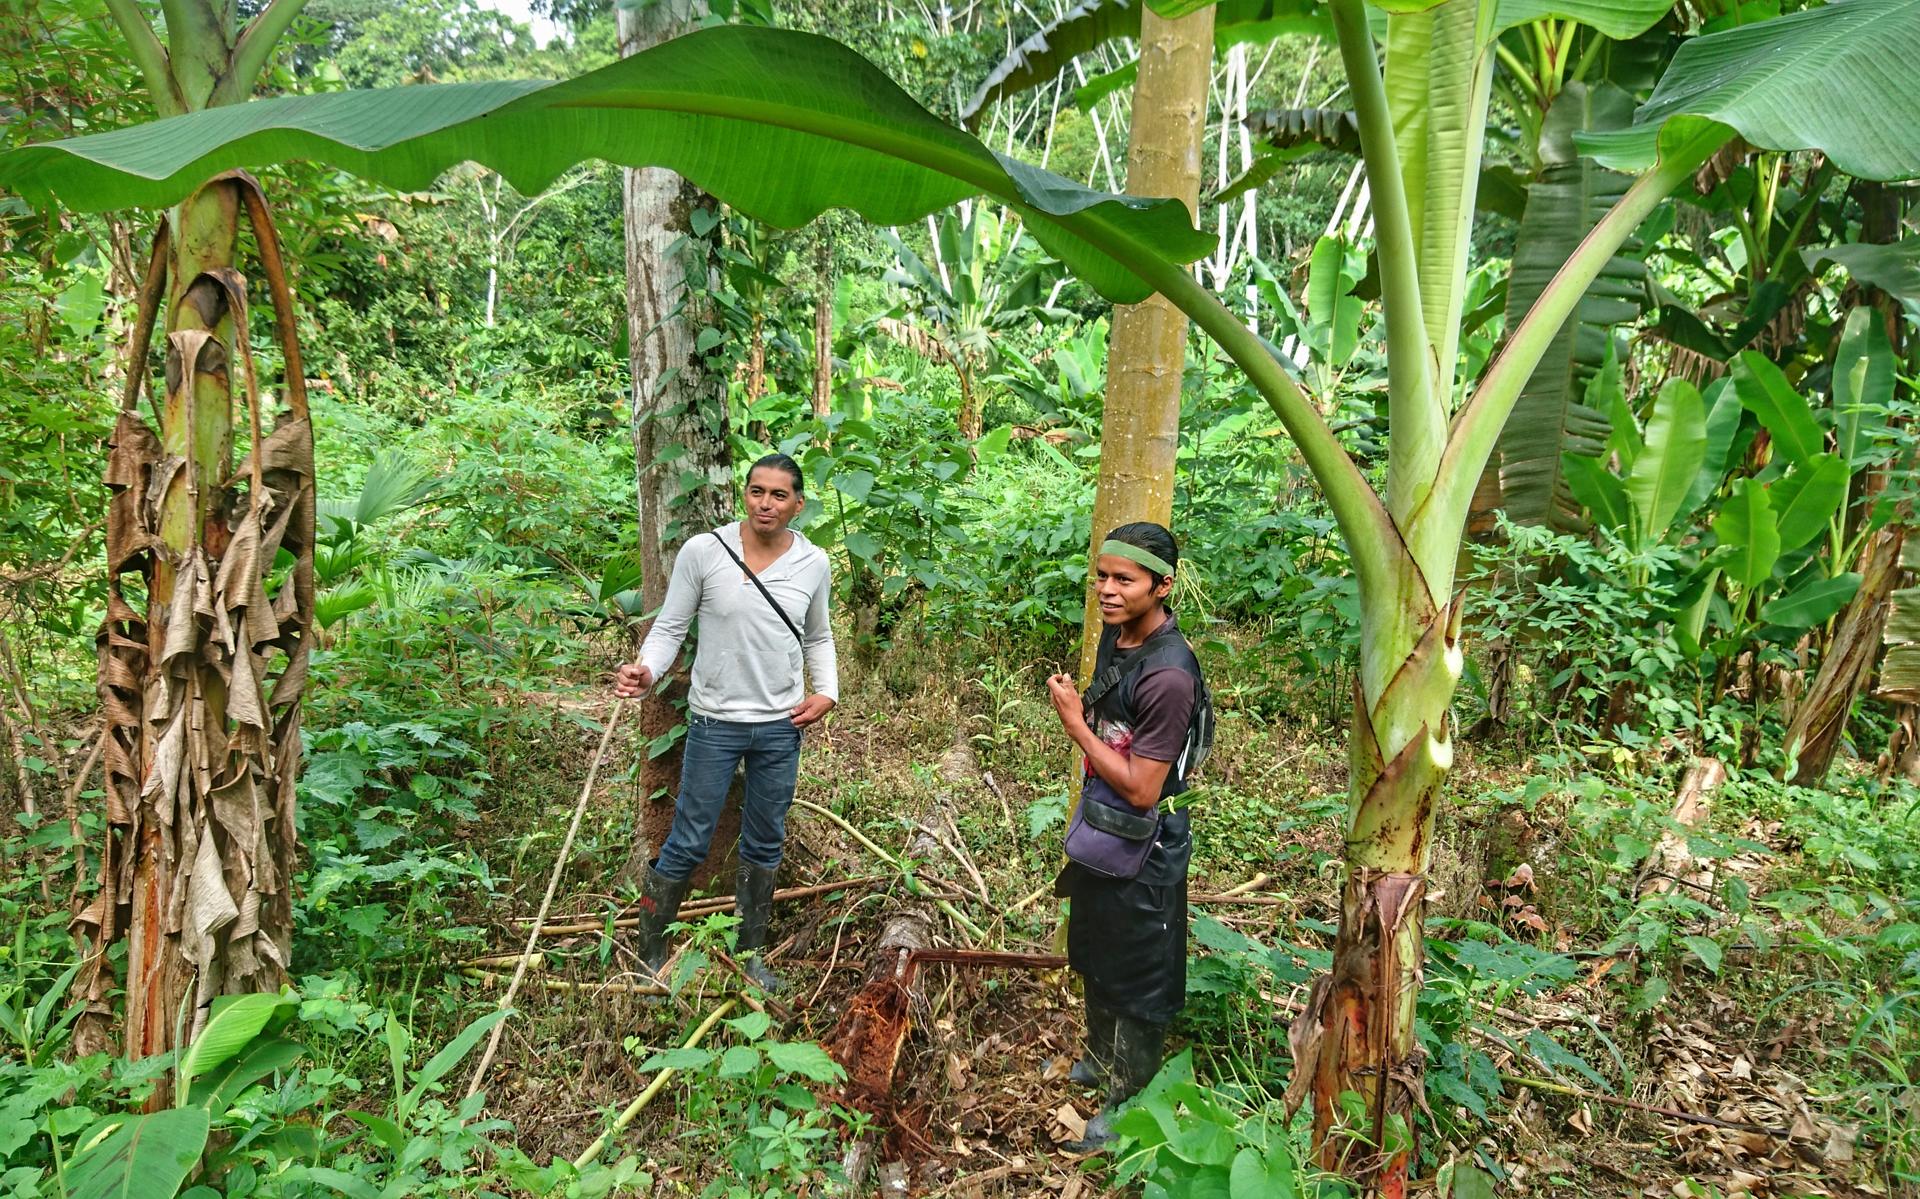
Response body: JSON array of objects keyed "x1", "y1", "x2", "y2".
[{"x1": 1099, "y1": 539, "x2": 1175, "y2": 577}]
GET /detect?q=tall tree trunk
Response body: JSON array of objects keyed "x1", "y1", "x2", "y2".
[
  {"x1": 813, "y1": 233, "x2": 834, "y2": 419},
  {"x1": 80, "y1": 0, "x2": 315, "y2": 1073},
  {"x1": 1074, "y1": 5, "x2": 1214, "y2": 681},
  {"x1": 616, "y1": 0, "x2": 737, "y2": 889}
]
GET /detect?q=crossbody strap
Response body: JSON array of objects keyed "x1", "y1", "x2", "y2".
[
  {"x1": 1080, "y1": 619, "x2": 1181, "y2": 716},
  {"x1": 710, "y1": 531, "x2": 806, "y2": 648}
]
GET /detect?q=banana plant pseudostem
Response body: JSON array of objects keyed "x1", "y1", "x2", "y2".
[
  {"x1": 54, "y1": 0, "x2": 318, "y2": 1082},
  {"x1": 4, "y1": 0, "x2": 1918, "y2": 1186}
]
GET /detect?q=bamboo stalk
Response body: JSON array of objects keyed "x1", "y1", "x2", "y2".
[
  {"x1": 521, "y1": 875, "x2": 889, "y2": 937},
  {"x1": 462, "y1": 952, "x2": 544, "y2": 970},
  {"x1": 1009, "y1": 882, "x2": 1051, "y2": 912},
  {"x1": 573, "y1": 997, "x2": 739, "y2": 1169},
  {"x1": 462, "y1": 968, "x2": 666, "y2": 997}
]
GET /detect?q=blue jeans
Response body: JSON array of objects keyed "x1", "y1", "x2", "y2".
[{"x1": 653, "y1": 715, "x2": 804, "y2": 880}]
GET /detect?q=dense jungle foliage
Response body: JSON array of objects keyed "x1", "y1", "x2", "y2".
[{"x1": 1, "y1": 0, "x2": 1918, "y2": 1196}]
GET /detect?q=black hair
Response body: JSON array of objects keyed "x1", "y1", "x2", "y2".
[
  {"x1": 747, "y1": 452, "x2": 804, "y2": 495},
  {"x1": 1105, "y1": 521, "x2": 1179, "y2": 583}
]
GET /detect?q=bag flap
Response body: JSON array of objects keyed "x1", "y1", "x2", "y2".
[{"x1": 1080, "y1": 789, "x2": 1159, "y2": 841}]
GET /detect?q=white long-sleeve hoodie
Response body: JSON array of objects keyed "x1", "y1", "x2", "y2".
[{"x1": 636, "y1": 523, "x2": 839, "y2": 722}]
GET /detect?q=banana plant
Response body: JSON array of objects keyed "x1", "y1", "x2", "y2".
[
  {"x1": 6, "y1": 2, "x2": 1919, "y2": 1191},
  {"x1": 957, "y1": 0, "x2": 1332, "y2": 127},
  {"x1": 1562, "y1": 307, "x2": 1908, "y2": 666},
  {"x1": 875, "y1": 205, "x2": 1067, "y2": 438}
]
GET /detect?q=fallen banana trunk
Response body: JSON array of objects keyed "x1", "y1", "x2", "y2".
[
  {"x1": 830, "y1": 912, "x2": 931, "y2": 1195},
  {"x1": 827, "y1": 915, "x2": 1069, "y2": 1195}
]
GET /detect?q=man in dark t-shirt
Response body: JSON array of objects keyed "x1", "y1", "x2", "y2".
[{"x1": 1045, "y1": 523, "x2": 1207, "y2": 1152}]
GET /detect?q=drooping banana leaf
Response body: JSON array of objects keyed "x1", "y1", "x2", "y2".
[
  {"x1": 1879, "y1": 537, "x2": 1920, "y2": 703},
  {"x1": 1486, "y1": 83, "x2": 1649, "y2": 530},
  {"x1": 1805, "y1": 238, "x2": 1920, "y2": 314},
  {"x1": 1759, "y1": 571, "x2": 1862, "y2": 635},
  {"x1": 1217, "y1": 108, "x2": 1363, "y2": 201},
  {"x1": 0, "y1": 26, "x2": 1213, "y2": 307},
  {"x1": 1492, "y1": 0, "x2": 1676, "y2": 35},
  {"x1": 959, "y1": 0, "x2": 1331, "y2": 126},
  {"x1": 1730, "y1": 350, "x2": 1825, "y2": 467},
  {"x1": 1247, "y1": 106, "x2": 1364, "y2": 156},
  {"x1": 1578, "y1": 0, "x2": 1920, "y2": 181}
]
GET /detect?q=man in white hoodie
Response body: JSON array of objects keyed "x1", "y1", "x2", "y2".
[{"x1": 612, "y1": 453, "x2": 838, "y2": 991}]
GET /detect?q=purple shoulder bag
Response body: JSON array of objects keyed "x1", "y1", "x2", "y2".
[{"x1": 1063, "y1": 773, "x2": 1161, "y2": 879}]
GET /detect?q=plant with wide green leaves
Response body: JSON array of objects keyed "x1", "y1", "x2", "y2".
[
  {"x1": 1562, "y1": 307, "x2": 1909, "y2": 668},
  {"x1": 6, "y1": 0, "x2": 1920, "y2": 1189}
]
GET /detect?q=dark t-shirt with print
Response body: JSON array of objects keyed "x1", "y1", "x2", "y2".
[{"x1": 1089, "y1": 661, "x2": 1196, "y2": 765}]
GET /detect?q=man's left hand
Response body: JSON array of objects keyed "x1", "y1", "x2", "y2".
[{"x1": 791, "y1": 694, "x2": 836, "y2": 728}]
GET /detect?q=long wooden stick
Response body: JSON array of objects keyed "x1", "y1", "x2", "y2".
[
  {"x1": 572, "y1": 997, "x2": 739, "y2": 1169},
  {"x1": 465, "y1": 698, "x2": 626, "y2": 1102}
]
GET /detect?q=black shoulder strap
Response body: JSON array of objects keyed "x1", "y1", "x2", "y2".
[
  {"x1": 710, "y1": 531, "x2": 805, "y2": 648},
  {"x1": 1081, "y1": 620, "x2": 1183, "y2": 714}
]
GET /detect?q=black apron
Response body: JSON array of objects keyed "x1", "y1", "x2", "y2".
[{"x1": 1055, "y1": 616, "x2": 1196, "y2": 1026}]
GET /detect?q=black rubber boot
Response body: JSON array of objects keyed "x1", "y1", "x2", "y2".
[
  {"x1": 1068, "y1": 1016, "x2": 1166, "y2": 1152},
  {"x1": 1070, "y1": 1002, "x2": 1118, "y2": 1087},
  {"x1": 634, "y1": 862, "x2": 690, "y2": 979},
  {"x1": 735, "y1": 861, "x2": 785, "y2": 992}
]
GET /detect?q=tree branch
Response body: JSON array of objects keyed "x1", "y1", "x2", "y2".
[
  {"x1": 216, "y1": 0, "x2": 313, "y2": 105},
  {"x1": 1429, "y1": 125, "x2": 1728, "y2": 555},
  {"x1": 103, "y1": 0, "x2": 184, "y2": 117}
]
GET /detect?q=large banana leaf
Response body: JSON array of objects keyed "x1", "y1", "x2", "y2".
[
  {"x1": 1626, "y1": 379, "x2": 1706, "y2": 547},
  {"x1": 1760, "y1": 572, "x2": 1862, "y2": 633},
  {"x1": 1579, "y1": 0, "x2": 1920, "y2": 181},
  {"x1": 1768, "y1": 453, "x2": 1849, "y2": 554},
  {"x1": 1730, "y1": 351, "x2": 1824, "y2": 467},
  {"x1": 958, "y1": 0, "x2": 1330, "y2": 125},
  {"x1": 0, "y1": 27, "x2": 1212, "y2": 307},
  {"x1": 1492, "y1": 0, "x2": 1673, "y2": 35},
  {"x1": 62, "y1": 1109, "x2": 211, "y2": 1199},
  {"x1": 1806, "y1": 239, "x2": 1920, "y2": 311},
  {"x1": 1714, "y1": 477, "x2": 1782, "y2": 591},
  {"x1": 1488, "y1": 84, "x2": 1646, "y2": 529}
]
